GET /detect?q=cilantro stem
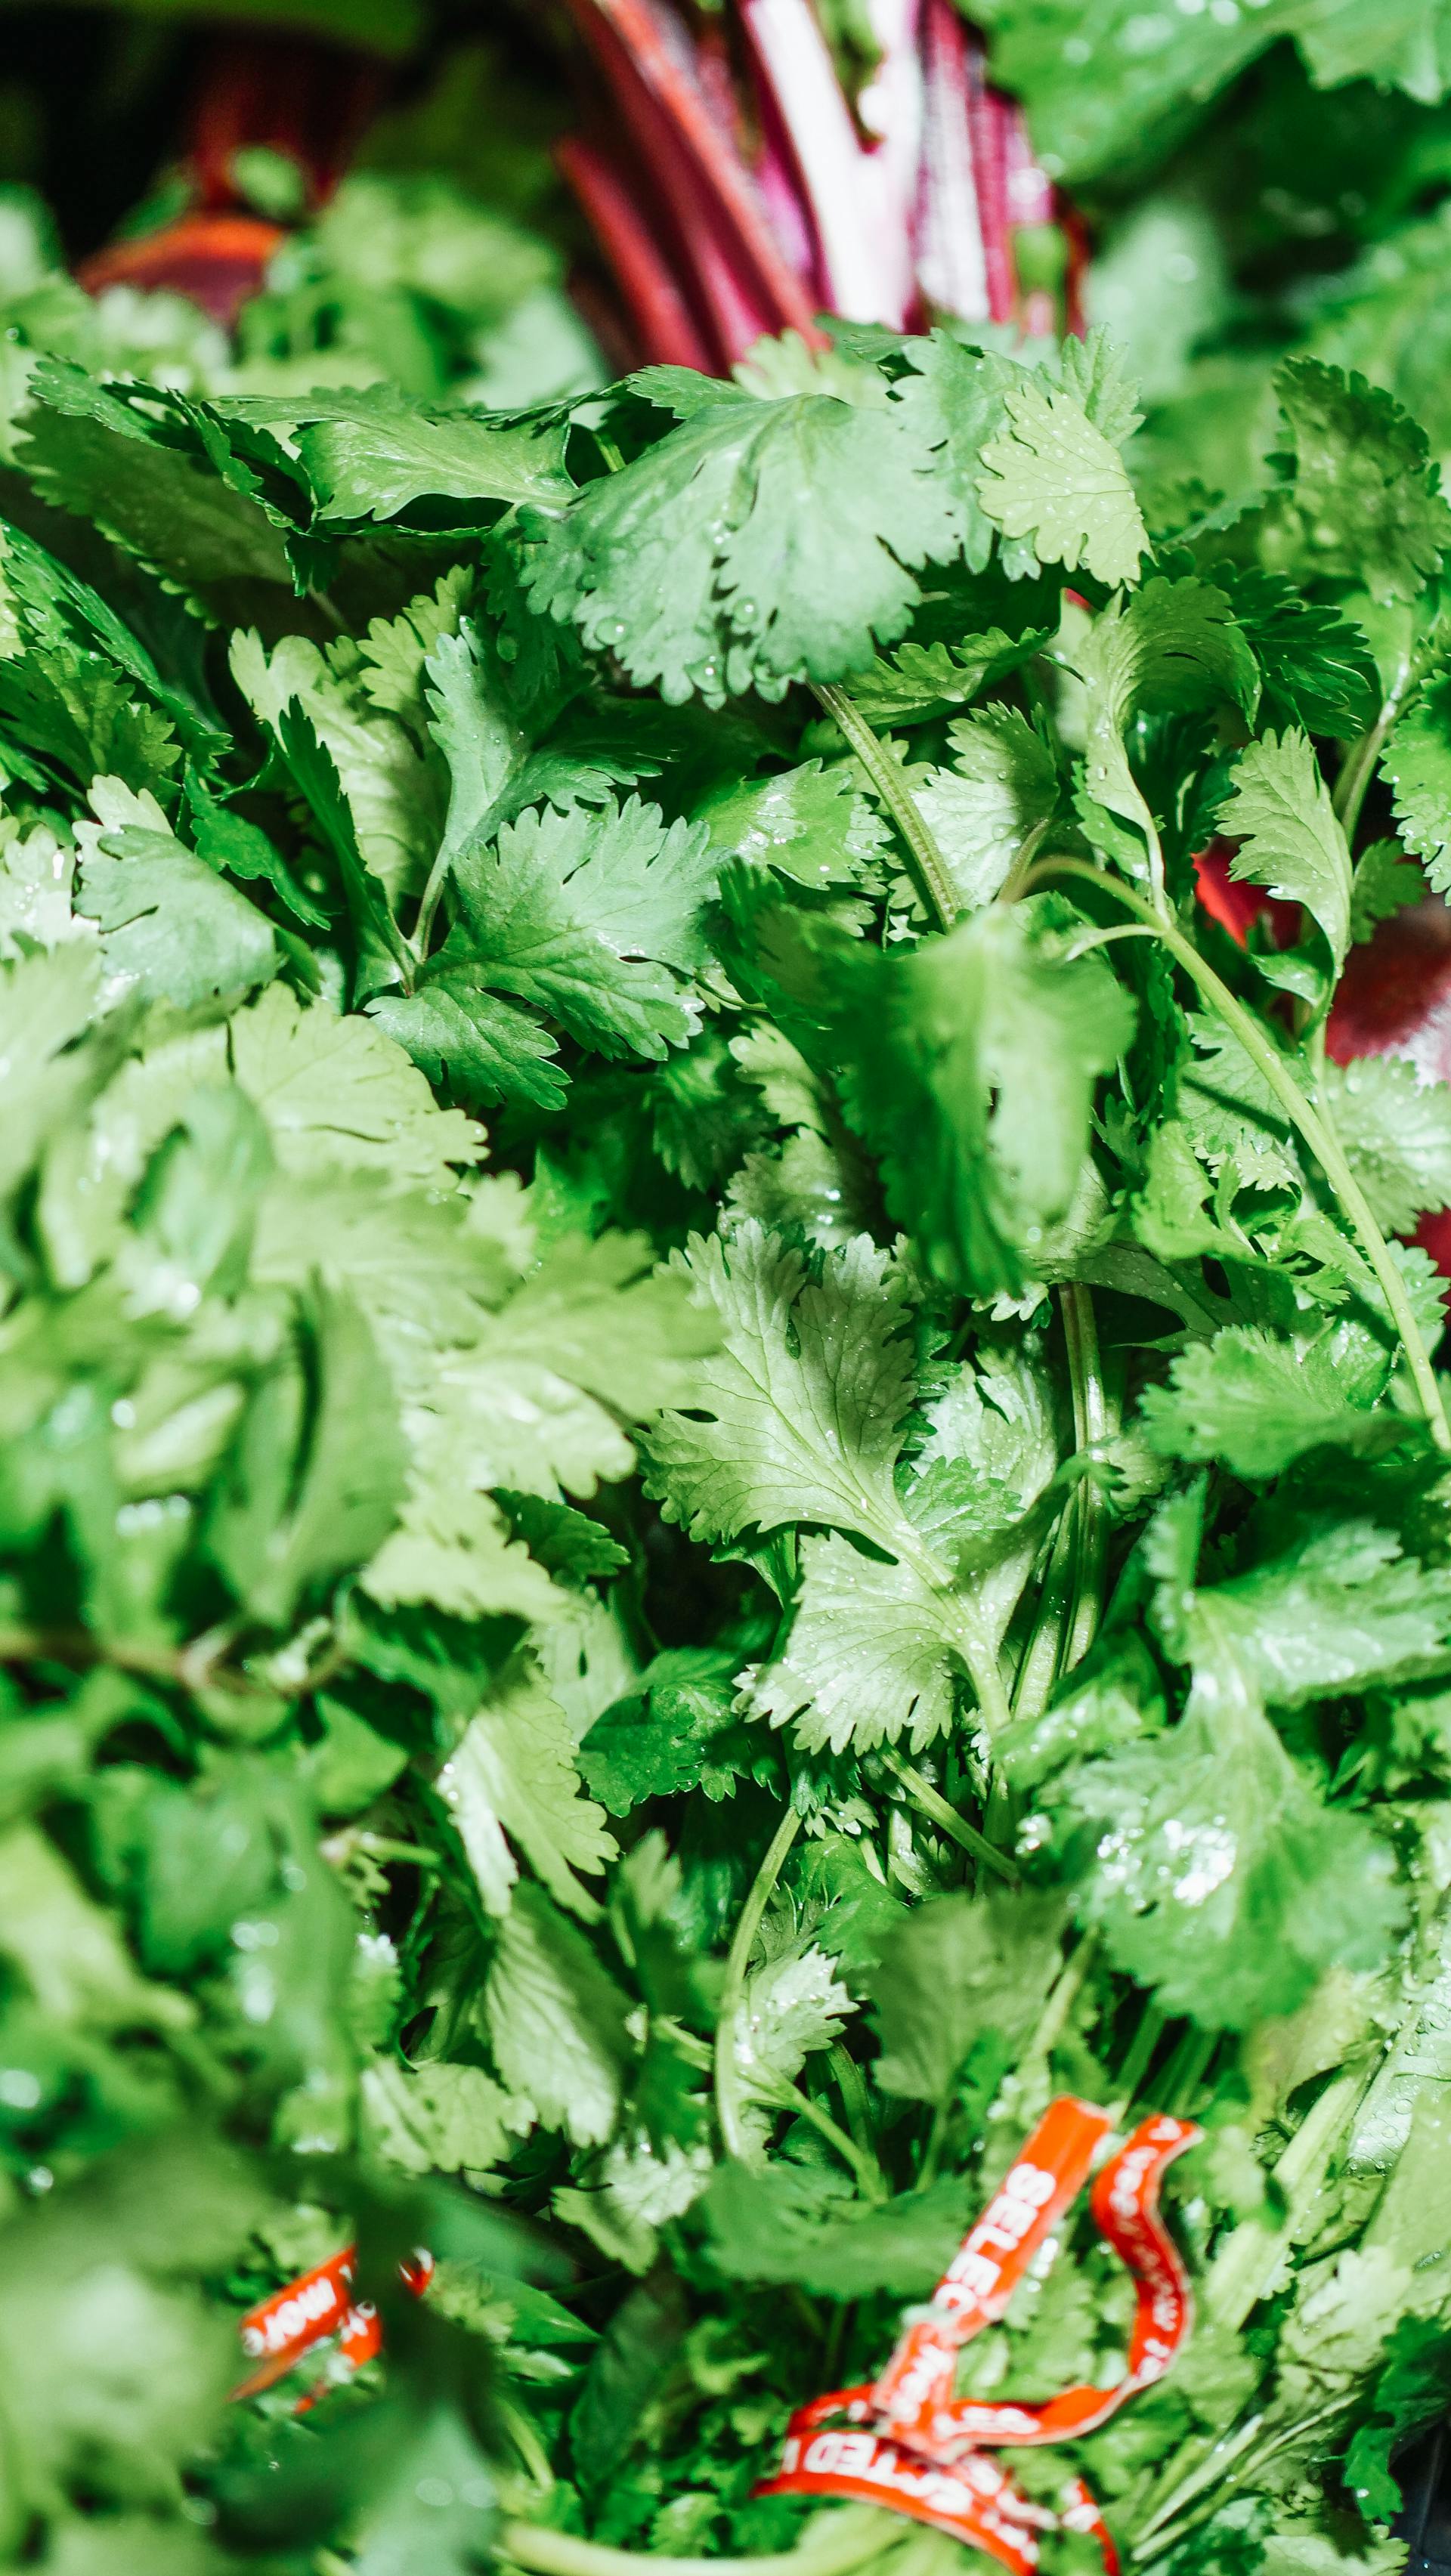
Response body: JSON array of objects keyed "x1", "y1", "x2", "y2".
[
  {"x1": 769, "y1": 2075, "x2": 885, "y2": 2198},
  {"x1": 1020, "y1": 858, "x2": 1451, "y2": 1455},
  {"x1": 1060, "y1": 1282, "x2": 1109, "y2": 1675},
  {"x1": 881, "y1": 1749, "x2": 1019, "y2": 1883},
  {"x1": 811, "y1": 682, "x2": 959, "y2": 932},
  {"x1": 1202, "y1": 2063, "x2": 1370, "y2": 2331},
  {"x1": 715, "y1": 1804, "x2": 803, "y2": 2164},
  {"x1": 499, "y1": 2515, "x2": 889, "y2": 2576},
  {"x1": 1109, "y1": 2000, "x2": 1166, "y2": 2120},
  {"x1": 1332, "y1": 645, "x2": 1411, "y2": 842}
]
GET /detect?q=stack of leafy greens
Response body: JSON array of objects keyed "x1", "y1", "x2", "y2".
[
  {"x1": 0, "y1": 36, "x2": 602, "y2": 459},
  {"x1": 8, "y1": 274, "x2": 1451, "y2": 2576}
]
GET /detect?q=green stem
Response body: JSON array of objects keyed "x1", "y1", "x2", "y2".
[
  {"x1": 1023, "y1": 1929, "x2": 1099, "y2": 2070},
  {"x1": 882, "y1": 1750, "x2": 1019, "y2": 1883},
  {"x1": 1332, "y1": 650, "x2": 1410, "y2": 842},
  {"x1": 1202, "y1": 2065, "x2": 1369, "y2": 2332},
  {"x1": 1021, "y1": 858, "x2": 1451, "y2": 1453},
  {"x1": 1123, "y1": 2414, "x2": 1267, "y2": 2562},
  {"x1": 1153, "y1": 2024, "x2": 1216, "y2": 2116},
  {"x1": 1060, "y1": 1282, "x2": 1109, "y2": 1677},
  {"x1": 715, "y1": 1806, "x2": 803, "y2": 2164},
  {"x1": 1009, "y1": 1509, "x2": 1074, "y2": 1730},
  {"x1": 1111, "y1": 2000, "x2": 1167, "y2": 2120},
  {"x1": 829, "y1": 2039, "x2": 877, "y2": 2160},
  {"x1": 813, "y1": 681, "x2": 959, "y2": 932},
  {"x1": 500, "y1": 2515, "x2": 887, "y2": 2576},
  {"x1": 772, "y1": 2076, "x2": 885, "y2": 2199},
  {"x1": 412, "y1": 843, "x2": 456, "y2": 963}
]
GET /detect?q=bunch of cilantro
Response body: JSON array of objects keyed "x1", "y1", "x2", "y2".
[{"x1": 6, "y1": 261, "x2": 1451, "y2": 2576}]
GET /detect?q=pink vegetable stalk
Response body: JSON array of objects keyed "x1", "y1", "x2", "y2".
[{"x1": 558, "y1": 0, "x2": 1067, "y2": 370}]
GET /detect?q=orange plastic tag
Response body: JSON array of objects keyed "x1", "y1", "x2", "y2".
[
  {"x1": 754, "y1": 2099, "x2": 1199, "y2": 2572},
  {"x1": 230, "y1": 2246, "x2": 433, "y2": 2401}
]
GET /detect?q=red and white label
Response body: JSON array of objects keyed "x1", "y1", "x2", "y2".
[
  {"x1": 755, "y1": 2098, "x2": 1199, "y2": 2574},
  {"x1": 231, "y1": 2246, "x2": 433, "y2": 2401}
]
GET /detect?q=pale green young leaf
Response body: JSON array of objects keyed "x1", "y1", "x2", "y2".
[
  {"x1": 209, "y1": 1284, "x2": 408, "y2": 1627},
  {"x1": 1057, "y1": 327, "x2": 1146, "y2": 448},
  {"x1": 695, "y1": 757, "x2": 887, "y2": 893},
  {"x1": 226, "y1": 982, "x2": 484, "y2": 1186},
  {"x1": 76, "y1": 789, "x2": 277, "y2": 1013},
  {"x1": 361, "y1": 2058, "x2": 521, "y2": 2176},
  {"x1": 484, "y1": 1882, "x2": 632, "y2": 2147},
  {"x1": 868, "y1": 1887, "x2": 1066, "y2": 2104},
  {"x1": 732, "y1": 1942, "x2": 855, "y2": 2144},
  {"x1": 0, "y1": 939, "x2": 104, "y2": 1201},
  {"x1": 0, "y1": 814, "x2": 79, "y2": 955},
  {"x1": 1323, "y1": 1054, "x2": 1451, "y2": 1232},
  {"x1": 644, "y1": 1223, "x2": 915, "y2": 1551},
  {"x1": 231, "y1": 626, "x2": 444, "y2": 907},
  {"x1": 438, "y1": 1651, "x2": 617, "y2": 1920},
  {"x1": 362, "y1": 1484, "x2": 563, "y2": 1625},
  {"x1": 250, "y1": 1170, "x2": 518, "y2": 1358},
  {"x1": 902, "y1": 704, "x2": 1058, "y2": 916},
  {"x1": 1220, "y1": 728, "x2": 1352, "y2": 988},
  {"x1": 747, "y1": 1533, "x2": 968, "y2": 1754},
  {"x1": 284, "y1": 385, "x2": 572, "y2": 522},
  {"x1": 1055, "y1": 1684, "x2": 1403, "y2": 2027},
  {"x1": 1140, "y1": 1327, "x2": 1415, "y2": 1480},
  {"x1": 521, "y1": 382, "x2": 959, "y2": 704},
  {"x1": 1266, "y1": 357, "x2": 1451, "y2": 607},
  {"x1": 1157, "y1": 1516, "x2": 1451, "y2": 1712},
  {"x1": 748, "y1": 1347, "x2": 1058, "y2": 1751},
  {"x1": 978, "y1": 377, "x2": 1148, "y2": 585},
  {"x1": 1382, "y1": 673, "x2": 1451, "y2": 895},
  {"x1": 379, "y1": 796, "x2": 716, "y2": 1105},
  {"x1": 846, "y1": 626, "x2": 1054, "y2": 728},
  {"x1": 886, "y1": 332, "x2": 1032, "y2": 574}
]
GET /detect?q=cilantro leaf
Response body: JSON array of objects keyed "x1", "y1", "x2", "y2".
[
  {"x1": 1265, "y1": 359, "x2": 1451, "y2": 607},
  {"x1": 645, "y1": 1223, "x2": 915, "y2": 1551},
  {"x1": 1220, "y1": 728, "x2": 1353, "y2": 994},
  {"x1": 979, "y1": 376, "x2": 1148, "y2": 586},
  {"x1": 520, "y1": 377, "x2": 959, "y2": 703},
  {"x1": 1324, "y1": 1054, "x2": 1451, "y2": 1232},
  {"x1": 438, "y1": 1650, "x2": 617, "y2": 1920},
  {"x1": 1140, "y1": 1327, "x2": 1416, "y2": 1480},
  {"x1": 797, "y1": 896, "x2": 1137, "y2": 1297},
  {"x1": 1381, "y1": 670, "x2": 1451, "y2": 894},
  {"x1": 484, "y1": 1882, "x2": 632, "y2": 2146}
]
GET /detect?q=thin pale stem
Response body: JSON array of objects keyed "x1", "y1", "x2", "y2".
[
  {"x1": 1060, "y1": 1282, "x2": 1109, "y2": 1676},
  {"x1": 412, "y1": 843, "x2": 456, "y2": 962},
  {"x1": 882, "y1": 1750, "x2": 1019, "y2": 1883},
  {"x1": 500, "y1": 2513, "x2": 888, "y2": 2576},
  {"x1": 770, "y1": 2075, "x2": 885, "y2": 2199},
  {"x1": 813, "y1": 681, "x2": 959, "y2": 932},
  {"x1": 1009, "y1": 1509, "x2": 1074, "y2": 1730},
  {"x1": 714, "y1": 1806, "x2": 803, "y2": 2164},
  {"x1": 1332, "y1": 650, "x2": 1410, "y2": 842},
  {"x1": 1019, "y1": 858, "x2": 1451, "y2": 1453},
  {"x1": 1109, "y1": 2000, "x2": 1166, "y2": 2122},
  {"x1": 1023, "y1": 1929, "x2": 1099, "y2": 2070}
]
